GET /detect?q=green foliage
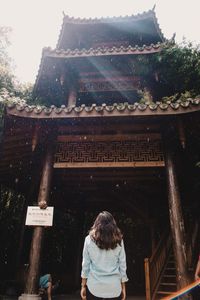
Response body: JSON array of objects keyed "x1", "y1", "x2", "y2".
[
  {"x1": 0, "y1": 27, "x2": 35, "y2": 141},
  {"x1": 14, "y1": 82, "x2": 33, "y2": 104},
  {"x1": 0, "y1": 101, "x2": 5, "y2": 142},
  {"x1": 130, "y1": 41, "x2": 200, "y2": 102},
  {"x1": 149, "y1": 41, "x2": 200, "y2": 100},
  {"x1": 0, "y1": 27, "x2": 15, "y2": 93},
  {"x1": 0, "y1": 185, "x2": 25, "y2": 277},
  {"x1": 0, "y1": 26, "x2": 34, "y2": 101}
]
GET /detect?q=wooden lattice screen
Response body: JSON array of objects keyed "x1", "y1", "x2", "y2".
[{"x1": 54, "y1": 134, "x2": 164, "y2": 168}]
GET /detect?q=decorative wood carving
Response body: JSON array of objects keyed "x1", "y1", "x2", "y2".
[
  {"x1": 79, "y1": 76, "x2": 140, "y2": 92},
  {"x1": 54, "y1": 137, "x2": 164, "y2": 168}
]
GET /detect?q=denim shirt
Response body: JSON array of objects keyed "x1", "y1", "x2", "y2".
[{"x1": 81, "y1": 235, "x2": 128, "y2": 298}]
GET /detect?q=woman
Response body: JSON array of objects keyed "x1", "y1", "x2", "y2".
[{"x1": 81, "y1": 211, "x2": 128, "y2": 300}]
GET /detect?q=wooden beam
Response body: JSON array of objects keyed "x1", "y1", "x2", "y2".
[
  {"x1": 54, "y1": 161, "x2": 164, "y2": 168},
  {"x1": 2, "y1": 143, "x2": 31, "y2": 151},
  {"x1": 0, "y1": 154, "x2": 32, "y2": 164},
  {"x1": 1, "y1": 149, "x2": 31, "y2": 156},
  {"x1": 58, "y1": 123, "x2": 160, "y2": 133},
  {"x1": 57, "y1": 133, "x2": 162, "y2": 142},
  {"x1": 3, "y1": 135, "x2": 32, "y2": 143}
]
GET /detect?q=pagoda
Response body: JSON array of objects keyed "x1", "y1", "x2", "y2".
[{"x1": 0, "y1": 7, "x2": 200, "y2": 300}]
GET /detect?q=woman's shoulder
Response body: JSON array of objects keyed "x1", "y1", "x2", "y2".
[{"x1": 85, "y1": 234, "x2": 93, "y2": 244}]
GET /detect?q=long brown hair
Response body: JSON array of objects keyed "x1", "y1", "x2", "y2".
[{"x1": 89, "y1": 211, "x2": 122, "y2": 250}]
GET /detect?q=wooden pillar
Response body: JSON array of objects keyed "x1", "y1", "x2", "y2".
[
  {"x1": 144, "y1": 258, "x2": 151, "y2": 300},
  {"x1": 163, "y1": 127, "x2": 189, "y2": 289},
  {"x1": 75, "y1": 208, "x2": 85, "y2": 288},
  {"x1": 23, "y1": 141, "x2": 55, "y2": 296},
  {"x1": 150, "y1": 221, "x2": 156, "y2": 254},
  {"x1": 16, "y1": 125, "x2": 42, "y2": 272},
  {"x1": 16, "y1": 166, "x2": 42, "y2": 271},
  {"x1": 67, "y1": 86, "x2": 77, "y2": 106}
]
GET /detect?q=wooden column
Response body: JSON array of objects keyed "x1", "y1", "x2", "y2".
[
  {"x1": 67, "y1": 86, "x2": 77, "y2": 106},
  {"x1": 163, "y1": 127, "x2": 189, "y2": 289},
  {"x1": 16, "y1": 163, "x2": 42, "y2": 271},
  {"x1": 150, "y1": 221, "x2": 157, "y2": 254},
  {"x1": 75, "y1": 208, "x2": 85, "y2": 288},
  {"x1": 24, "y1": 141, "x2": 54, "y2": 295}
]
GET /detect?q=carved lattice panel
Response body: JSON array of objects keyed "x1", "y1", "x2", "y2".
[
  {"x1": 79, "y1": 77, "x2": 140, "y2": 92},
  {"x1": 54, "y1": 139, "x2": 164, "y2": 168}
]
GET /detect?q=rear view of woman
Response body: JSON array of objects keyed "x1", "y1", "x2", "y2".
[{"x1": 81, "y1": 211, "x2": 128, "y2": 300}]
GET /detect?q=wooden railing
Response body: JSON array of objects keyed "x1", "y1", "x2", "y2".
[
  {"x1": 186, "y1": 220, "x2": 199, "y2": 269},
  {"x1": 161, "y1": 279, "x2": 200, "y2": 300},
  {"x1": 144, "y1": 231, "x2": 172, "y2": 300}
]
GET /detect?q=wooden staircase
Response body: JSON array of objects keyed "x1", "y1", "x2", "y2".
[
  {"x1": 155, "y1": 250, "x2": 177, "y2": 299},
  {"x1": 144, "y1": 220, "x2": 199, "y2": 300},
  {"x1": 144, "y1": 231, "x2": 172, "y2": 300}
]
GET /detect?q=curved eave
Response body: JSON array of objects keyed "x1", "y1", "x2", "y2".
[
  {"x1": 43, "y1": 43, "x2": 164, "y2": 59},
  {"x1": 57, "y1": 9, "x2": 166, "y2": 48},
  {"x1": 63, "y1": 9, "x2": 156, "y2": 24},
  {"x1": 6, "y1": 99, "x2": 200, "y2": 119},
  {"x1": 33, "y1": 42, "x2": 165, "y2": 94}
]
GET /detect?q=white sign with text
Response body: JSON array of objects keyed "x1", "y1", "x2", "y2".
[{"x1": 25, "y1": 206, "x2": 54, "y2": 226}]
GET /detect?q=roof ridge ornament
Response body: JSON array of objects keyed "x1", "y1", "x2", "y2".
[{"x1": 170, "y1": 33, "x2": 176, "y2": 43}]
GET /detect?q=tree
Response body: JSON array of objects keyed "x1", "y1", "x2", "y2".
[
  {"x1": 0, "y1": 26, "x2": 34, "y2": 99},
  {"x1": 0, "y1": 27, "x2": 34, "y2": 141},
  {"x1": 148, "y1": 41, "x2": 200, "y2": 100},
  {"x1": 0, "y1": 26, "x2": 15, "y2": 93}
]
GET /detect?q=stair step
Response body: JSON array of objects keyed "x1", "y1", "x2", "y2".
[
  {"x1": 163, "y1": 275, "x2": 176, "y2": 278},
  {"x1": 160, "y1": 282, "x2": 177, "y2": 286},
  {"x1": 162, "y1": 276, "x2": 176, "y2": 283},
  {"x1": 167, "y1": 262, "x2": 175, "y2": 266},
  {"x1": 157, "y1": 291, "x2": 175, "y2": 295}
]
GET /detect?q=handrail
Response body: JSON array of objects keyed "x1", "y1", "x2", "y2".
[
  {"x1": 144, "y1": 230, "x2": 172, "y2": 300},
  {"x1": 161, "y1": 279, "x2": 200, "y2": 300},
  {"x1": 149, "y1": 230, "x2": 169, "y2": 264},
  {"x1": 186, "y1": 220, "x2": 199, "y2": 268},
  {"x1": 145, "y1": 222, "x2": 199, "y2": 300}
]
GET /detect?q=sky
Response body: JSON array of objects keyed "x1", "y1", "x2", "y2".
[{"x1": 0, "y1": 0, "x2": 200, "y2": 83}]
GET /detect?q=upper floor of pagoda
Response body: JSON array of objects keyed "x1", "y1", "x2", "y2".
[
  {"x1": 33, "y1": 8, "x2": 168, "y2": 106},
  {"x1": 57, "y1": 8, "x2": 166, "y2": 51}
]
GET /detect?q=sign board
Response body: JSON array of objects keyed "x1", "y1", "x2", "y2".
[{"x1": 25, "y1": 206, "x2": 54, "y2": 226}]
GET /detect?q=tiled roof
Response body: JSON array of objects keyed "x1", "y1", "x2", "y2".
[
  {"x1": 62, "y1": 9, "x2": 158, "y2": 24},
  {"x1": 43, "y1": 42, "x2": 164, "y2": 59},
  {"x1": 5, "y1": 98, "x2": 200, "y2": 119},
  {"x1": 34, "y1": 42, "x2": 166, "y2": 93},
  {"x1": 57, "y1": 8, "x2": 166, "y2": 48}
]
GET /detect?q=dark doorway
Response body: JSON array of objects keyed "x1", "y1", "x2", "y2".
[{"x1": 41, "y1": 166, "x2": 167, "y2": 296}]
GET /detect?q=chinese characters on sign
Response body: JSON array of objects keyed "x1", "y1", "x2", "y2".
[{"x1": 25, "y1": 206, "x2": 54, "y2": 226}]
